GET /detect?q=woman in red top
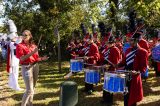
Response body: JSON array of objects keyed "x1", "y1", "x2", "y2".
[{"x1": 16, "y1": 30, "x2": 48, "y2": 106}]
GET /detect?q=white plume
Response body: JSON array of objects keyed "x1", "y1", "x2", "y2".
[
  {"x1": 8, "y1": 32, "x2": 18, "y2": 40},
  {"x1": 8, "y1": 19, "x2": 17, "y2": 33}
]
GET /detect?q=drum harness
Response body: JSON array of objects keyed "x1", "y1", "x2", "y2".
[{"x1": 125, "y1": 48, "x2": 138, "y2": 81}]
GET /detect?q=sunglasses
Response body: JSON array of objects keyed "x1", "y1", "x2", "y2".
[{"x1": 22, "y1": 33, "x2": 29, "y2": 37}]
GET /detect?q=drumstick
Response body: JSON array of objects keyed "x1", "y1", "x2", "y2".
[
  {"x1": 105, "y1": 58, "x2": 115, "y2": 67},
  {"x1": 76, "y1": 56, "x2": 85, "y2": 59},
  {"x1": 83, "y1": 63, "x2": 109, "y2": 70},
  {"x1": 117, "y1": 70, "x2": 140, "y2": 75},
  {"x1": 132, "y1": 24, "x2": 145, "y2": 37},
  {"x1": 83, "y1": 63, "x2": 94, "y2": 66},
  {"x1": 94, "y1": 65, "x2": 104, "y2": 68}
]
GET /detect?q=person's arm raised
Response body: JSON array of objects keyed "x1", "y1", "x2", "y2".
[{"x1": 20, "y1": 48, "x2": 38, "y2": 61}]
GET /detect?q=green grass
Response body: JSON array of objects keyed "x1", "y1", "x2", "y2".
[{"x1": 0, "y1": 61, "x2": 160, "y2": 106}]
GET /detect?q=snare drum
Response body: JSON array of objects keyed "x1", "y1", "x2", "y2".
[
  {"x1": 103, "y1": 72, "x2": 126, "y2": 93},
  {"x1": 85, "y1": 68, "x2": 100, "y2": 84},
  {"x1": 70, "y1": 59, "x2": 83, "y2": 72},
  {"x1": 152, "y1": 44, "x2": 160, "y2": 61}
]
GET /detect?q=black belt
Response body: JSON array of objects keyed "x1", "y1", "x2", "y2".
[
  {"x1": 22, "y1": 62, "x2": 37, "y2": 69},
  {"x1": 21, "y1": 62, "x2": 37, "y2": 65}
]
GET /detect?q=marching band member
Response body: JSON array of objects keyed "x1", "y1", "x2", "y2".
[
  {"x1": 66, "y1": 39, "x2": 77, "y2": 59},
  {"x1": 98, "y1": 22, "x2": 111, "y2": 52},
  {"x1": 8, "y1": 33, "x2": 23, "y2": 91},
  {"x1": 123, "y1": 32, "x2": 132, "y2": 54},
  {"x1": 6, "y1": 19, "x2": 23, "y2": 91},
  {"x1": 83, "y1": 34, "x2": 100, "y2": 94},
  {"x1": 115, "y1": 30, "x2": 123, "y2": 60},
  {"x1": 1, "y1": 38, "x2": 7, "y2": 60},
  {"x1": 101, "y1": 36, "x2": 121, "y2": 104},
  {"x1": 116, "y1": 32, "x2": 148, "y2": 106},
  {"x1": 64, "y1": 38, "x2": 81, "y2": 79},
  {"x1": 136, "y1": 31, "x2": 150, "y2": 79},
  {"x1": 81, "y1": 23, "x2": 90, "y2": 40},
  {"x1": 150, "y1": 30, "x2": 160, "y2": 77},
  {"x1": 93, "y1": 32, "x2": 100, "y2": 47},
  {"x1": 137, "y1": 31, "x2": 150, "y2": 55},
  {"x1": 122, "y1": 9, "x2": 136, "y2": 55},
  {"x1": 92, "y1": 24, "x2": 100, "y2": 47}
]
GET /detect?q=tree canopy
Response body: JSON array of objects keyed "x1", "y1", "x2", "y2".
[{"x1": 1, "y1": 0, "x2": 160, "y2": 48}]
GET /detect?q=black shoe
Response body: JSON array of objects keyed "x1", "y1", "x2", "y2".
[
  {"x1": 81, "y1": 88, "x2": 87, "y2": 92},
  {"x1": 87, "y1": 90, "x2": 93, "y2": 95},
  {"x1": 100, "y1": 99, "x2": 106, "y2": 104},
  {"x1": 100, "y1": 100, "x2": 113, "y2": 105}
]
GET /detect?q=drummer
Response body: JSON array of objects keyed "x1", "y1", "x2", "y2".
[
  {"x1": 101, "y1": 36, "x2": 121, "y2": 104},
  {"x1": 137, "y1": 31, "x2": 150, "y2": 56},
  {"x1": 150, "y1": 30, "x2": 160, "y2": 77},
  {"x1": 116, "y1": 32, "x2": 148, "y2": 106},
  {"x1": 115, "y1": 30, "x2": 123, "y2": 60},
  {"x1": 93, "y1": 32, "x2": 100, "y2": 47},
  {"x1": 64, "y1": 38, "x2": 82, "y2": 79},
  {"x1": 98, "y1": 22, "x2": 108, "y2": 52},
  {"x1": 136, "y1": 31, "x2": 150, "y2": 79},
  {"x1": 82, "y1": 34, "x2": 100, "y2": 94},
  {"x1": 66, "y1": 39, "x2": 77, "y2": 59},
  {"x1": 92, "y1": 24, "x2": 101, "y2": 47},
  {"x1": 123, "y1": 32, "x2": 132, "y2": 54}
]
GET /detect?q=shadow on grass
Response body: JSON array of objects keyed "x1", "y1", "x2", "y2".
[
  {"x1": 14, "y1": 100, "x2": 59, "y2": 106},
  {"x1": 142, "y1": 70, "x2": 160, "y2": 97},
  {"x1": 0, "y1": 92, "x2": 23, "y2": 102},
  {"x1": 34, "y1": 91, "x2": 60, "y2": 100},
  {"x1": 38, "y1": 66, "x2": 86, "y2": 89},
  {"x1": 139, "y1": 99, "x2": 160, "y2": 106},
  {"x1": 38, "y1": 75, "x2": 85, "y2": 89},
  {"x1": 77, "y1": 93, "x2": 123, "y2": 106},
  {"x1": 10, "y1": 91, "x2": 60, "y2": 106}
]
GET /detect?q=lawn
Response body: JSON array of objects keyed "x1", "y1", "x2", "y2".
[{"x1": 0, "y1": 61, "x2": 160, "y2": 106}]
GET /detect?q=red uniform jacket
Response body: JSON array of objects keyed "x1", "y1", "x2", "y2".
[
  {"x1": 7, "y1": 44, "x2": 10, "y2": 73},
  {"x1": 98, "y1": 46, "x2": 108, "y2": 65},
  {"x1": 93, "y1": 32, "x2": 98, "y2": 38},
  {"x1": 84, "y1": 33, "x2": 90, "y2": 40},
  {"x1": 78, "y1": 42, "x2": 89, "y2": 57},
  {"x1": 116, "y1": 42, "x2": 123, "y2": 60},
  {"x1": 158, "y1": 62, "x2": 160, "y2": 72},
  {"x1": 86, "y1": 43, "x2": 100, "y2": 65},
  {"x1": 100, "y1": 36, "x2": 109, "y2": 51},
  {"x1": 66, "y1": 42, "x2": 77, "y2": 59},
  {"x1": 94, "y1": 40, "x2": 101, "y2": 47},
  {"x1": 119, "y1": 47, "x2": 148, "y2": 106},
  {"x1": 101, "y1": 46, "x2": 121, "y2": 71},
  {"x1": 138, "y1": 38, "x2": 150, "y2": 56}
]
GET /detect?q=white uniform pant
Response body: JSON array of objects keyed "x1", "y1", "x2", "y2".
[{"x1": 8, "y1": 66, "x2": 21, "y2": 90}]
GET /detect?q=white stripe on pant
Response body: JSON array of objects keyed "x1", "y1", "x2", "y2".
[{"x1": 21, "y1": 63, "x2": 39, "y2": 106}]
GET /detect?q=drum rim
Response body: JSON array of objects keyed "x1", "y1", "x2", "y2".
[
  {"x1": 70, "y1": 59, "x2": 83, "y2": 62},
  {"x1": 104, "y1": 72, "x2": 126, "y2": 78},
  {"x1": 84, "y1": 68, "x2": 100, "y2": 72}
]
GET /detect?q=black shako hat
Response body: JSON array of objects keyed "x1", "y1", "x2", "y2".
[
  {"x1": 108, "y1": 36, "x2": 115, "y2": 43},
  {"x1": 131, "y1": 32, "x2": 142, "y2": 40}
]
